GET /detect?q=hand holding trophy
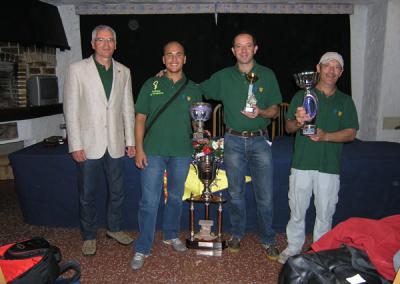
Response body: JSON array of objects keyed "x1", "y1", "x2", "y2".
[
  {"x1": 243, "y1": 72, "x2": 259, "y2": 113},
  {"x1": 293, "y1": 71, "x2": 319, "y2": 135}
]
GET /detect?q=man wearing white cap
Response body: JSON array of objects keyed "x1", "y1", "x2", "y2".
[{"x1": 278, "y1": 52, "x2": 359, "y2": 264}]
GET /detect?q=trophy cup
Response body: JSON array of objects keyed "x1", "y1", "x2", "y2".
[
  {"x1": 293, "y1": 71, "x2": 319, "y2": 135},
  {"x1": 186, "y1": 153, "x2": 227, "y2": 255},
  {"x1": 190, "y1": 102, "x2": 212, "y2": 141},
  {"x1": 243, "y1": 72, "x2": 259, "y2": 113}
]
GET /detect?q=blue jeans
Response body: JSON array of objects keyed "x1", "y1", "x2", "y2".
[
  {"x1": 77, "y1": 151, "x2": 124, "y2": 240},
  {"x1": 224, "y1": 133, "x2": 276, "y2": 245},
  {"x1": 134, "y1": 155, "x2": 191, "y2": 255}
]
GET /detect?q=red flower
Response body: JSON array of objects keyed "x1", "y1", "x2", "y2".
[{"x1": 202, "y1": 146, "x2": 212, "y2": 154}]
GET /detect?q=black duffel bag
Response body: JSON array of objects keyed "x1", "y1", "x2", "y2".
[{"x1": 278, "y1": 245, "x2": 390, "y2": 284}]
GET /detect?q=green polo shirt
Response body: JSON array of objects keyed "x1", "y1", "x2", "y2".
[
  {"x1": 94, "y1": 58, "x2": 113, "y2": 100},
  {"x1": 200, "y1": 62, "x2": 282, "y2": 132},
  {"x1": 135, "y1": 74, "x2": 202, "y2": 156},
  {"x1": 287, "y1": 88, "x2": 359, "y2": 174}
]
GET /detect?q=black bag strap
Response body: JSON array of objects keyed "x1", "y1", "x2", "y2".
[
  {"x1": 144, "y1": 77, "x2": 189, "y2": 138},
  {"x1": 58, "y1": 260, "x2": 81, "y2": 283}
]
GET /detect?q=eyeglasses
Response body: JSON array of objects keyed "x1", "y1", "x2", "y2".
[{"x1": 94, "y1": 38, "x2": 115, "y2": 43}]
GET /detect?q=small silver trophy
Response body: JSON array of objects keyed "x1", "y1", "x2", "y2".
[
  {"x1": 243, "y1": 72, "x2": 259, "y2": 113},
  {"x1": 190, "y1": 102, "x2": 212, "y2": 141},
  {"x1": 293, "y1": 71, "x2": 319, "y2": 135}
]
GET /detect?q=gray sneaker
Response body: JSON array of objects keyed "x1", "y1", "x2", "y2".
[
  {"x1": 163, "y1": 238, "x2": 187, "y2": 252},
  {"x1": 278, "y1": 248, "x2": 297, "y2": 264},
  {"x1": 131, "y1": 252, "x2": 148, "y2": 270},
  {"x1": 82, "y1": 239, "x2": 96, "y2": 256},
  {"x1": 106, "y1": 231, "x2": 133, "y2": 245}
]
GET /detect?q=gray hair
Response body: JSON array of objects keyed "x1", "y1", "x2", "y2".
[{"x1": 91, "y1": 25, "x2": 117, "y2": 42}]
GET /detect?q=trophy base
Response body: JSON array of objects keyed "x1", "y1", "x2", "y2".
[
  {"x1": 243, "y1": 107, "x2": 255, "y2": 113},
  {"x1": 302, "y1": 124, "x2": 317, "y2": 136},
  {"x1": 186, "y1": 238, "x2": 227, "y2": 255},
  {"x1": 193, "y1": 132, "x2": 207, "y2": 141}
]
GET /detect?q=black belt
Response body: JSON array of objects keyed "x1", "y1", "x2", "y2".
[{"x1": 226, "y1": 128, "x2": 265, "y2": 138}]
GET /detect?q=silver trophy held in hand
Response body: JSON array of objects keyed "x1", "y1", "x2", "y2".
[
  {"x1": 190, "y1": 102, "x2": 212, "y2": 141},
  {"x1": 293, "y1": 71, "x2": 319, "y2": 136},
  {"x1": 243, "y1": 72, "x2": 259, "y2": 113}
]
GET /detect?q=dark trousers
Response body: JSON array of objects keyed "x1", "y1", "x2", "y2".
[{"x1": 77, "y1": 151, "x2": 124, "y2": 240}]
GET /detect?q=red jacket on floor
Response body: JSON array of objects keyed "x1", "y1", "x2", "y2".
[{"x1": 311, "y1": 215, "x2": 400, "y2": 280}]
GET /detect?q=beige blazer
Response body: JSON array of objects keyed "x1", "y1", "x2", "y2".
[{"x1": 63, "y1": 56, "x2": 135, "y2": 159}]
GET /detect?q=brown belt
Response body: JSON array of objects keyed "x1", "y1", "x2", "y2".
[{"x1": 226, "y1": 128, "x2": 265, "y2": 138}]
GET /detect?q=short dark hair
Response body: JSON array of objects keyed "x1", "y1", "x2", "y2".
[{"x1": 232, "y1": 31, "x2": 257, "y2": 47}]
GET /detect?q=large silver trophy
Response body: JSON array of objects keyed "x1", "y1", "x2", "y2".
[
  {"x1": 187, "y1": 104, "x2": 227, "y2": 255},
  {"x1": 293, "y1": 71, "x2": 319, "y2": 135},
  {"x1": 243, "y1": 72, "x2": 259, "y2": 113},
  {"x1": 190, "y1": 102, "x2": 212, "y2": 141}
]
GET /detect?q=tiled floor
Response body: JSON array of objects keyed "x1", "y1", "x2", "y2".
[{"x1": 0, "y1": 180, "x2": 304, "y2": 283}]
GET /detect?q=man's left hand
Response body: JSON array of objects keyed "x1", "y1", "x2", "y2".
[
  {"x1": 241, "y1": 105, "x2": 259, "y2": 119},
  {"x1": 126, "y1": 146, "x2": 136, "y2": 158},
  {"x1": 309, "y1": 128, "x2": 328, "y2": 142}
]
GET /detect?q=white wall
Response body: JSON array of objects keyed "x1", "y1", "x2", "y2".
[
  {"x1": 56, "y1": 5, "x2": 82, "y2": 102},
  {"x1": 377, "y1": 0, "x2": 400, "y2": 142}
]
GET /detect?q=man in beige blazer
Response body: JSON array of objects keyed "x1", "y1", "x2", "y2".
[{"x1": 63, "y1": 25, "x2": 135, "y2": 256}]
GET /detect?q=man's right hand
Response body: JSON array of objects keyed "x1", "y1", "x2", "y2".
[
  {"x1": 71, "y1": 150, "x2": 86, "y2": 163},
  {"x1": 135, "y1": 150, "x2": 148, "y2": 169},
  {"x1": 295, "y1": 106, "x2": 311, "y2": 127},
  {"x1": 155, "y1": 69, "x2": 166, "y2": 78}
]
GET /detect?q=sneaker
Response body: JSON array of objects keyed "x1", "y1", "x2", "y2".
[
  {"x1": 163, "y1": 238, "x2": 187, "y2": 252},
  {"x1": 131, "y1": 252, "x2": 148, "y2": 270},
  {"x1": 82, "y1": 239, "x2": 96, "y2": 256},
  {"x1": 262, "y1": 244, "x2": 279, "y2": 261},
  {"x1": 106, "y1": 231, "x2": 133, "y2": 245},
  {"x1": 278, "y1": 248, "x2": 297, "y2": 264},
  {"x1": 227, "y1": 237, "x2": 241, "y2": 253}
]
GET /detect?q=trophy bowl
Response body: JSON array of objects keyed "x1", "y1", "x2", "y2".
[
  {"x1": 293, "y1": 71, "x2": 318, "y2": 90},
  {"x1": 196, "y1": 154, "x2": 217, "y2": 199},
  {"x1": 190, "y1": 102, "x2": 212, "y2": 141},
  {"x1": 190, "y1": 102, "x2": 212, "y2": 122}
]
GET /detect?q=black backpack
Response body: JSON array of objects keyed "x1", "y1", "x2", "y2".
[{"x1": 0, "y1": 237, "x2": 80, "y2": 284}]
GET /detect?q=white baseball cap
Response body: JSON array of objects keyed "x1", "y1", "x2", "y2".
[{"x1": 319, "y1": 52, "x2": 344, "y2": 69}]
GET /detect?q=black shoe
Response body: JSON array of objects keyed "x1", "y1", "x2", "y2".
[
  {"x1": 263, "y1": 244, "x2": 279, "y2": 261},
  {"x1": 228, "y1": 237, "x2": 241, "y2": 253}
]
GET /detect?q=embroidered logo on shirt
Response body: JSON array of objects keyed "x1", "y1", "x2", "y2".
[
  {"x1": 258, "y1": 86, "x2": 264, "y2": 93},
  {"x1": 151, "y1": 80, "x2": 164, "y2": 96},
  {"x1": 337, "y1": 110, "x2": 343, "y2": 117},
  {"x1": 186, "y1": 96, "x2": 192, "y2": 102}
]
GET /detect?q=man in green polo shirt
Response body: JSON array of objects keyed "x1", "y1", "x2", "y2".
[
  {"x1": 131, "y1": 41, "x2": 202, "y2": 270},
  {"x1": 200, "y1": 32, "x2": 282, "y2": 260},
  {"x1": 278, "y1": 52, "x2": 359, "y2": 264}
]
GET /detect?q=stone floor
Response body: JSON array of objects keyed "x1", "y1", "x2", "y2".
[{"x1": 0, "y1": 180, "x2": 309, "y2": 283}]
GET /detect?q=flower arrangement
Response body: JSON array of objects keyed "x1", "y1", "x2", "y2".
[{"x1": 192, "y1": 137, "x2": 224, "y2": 163}]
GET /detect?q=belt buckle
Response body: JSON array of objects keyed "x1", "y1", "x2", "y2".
[{"x1": 241, "y1": 131, "x2": 249, "y2": 137}]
